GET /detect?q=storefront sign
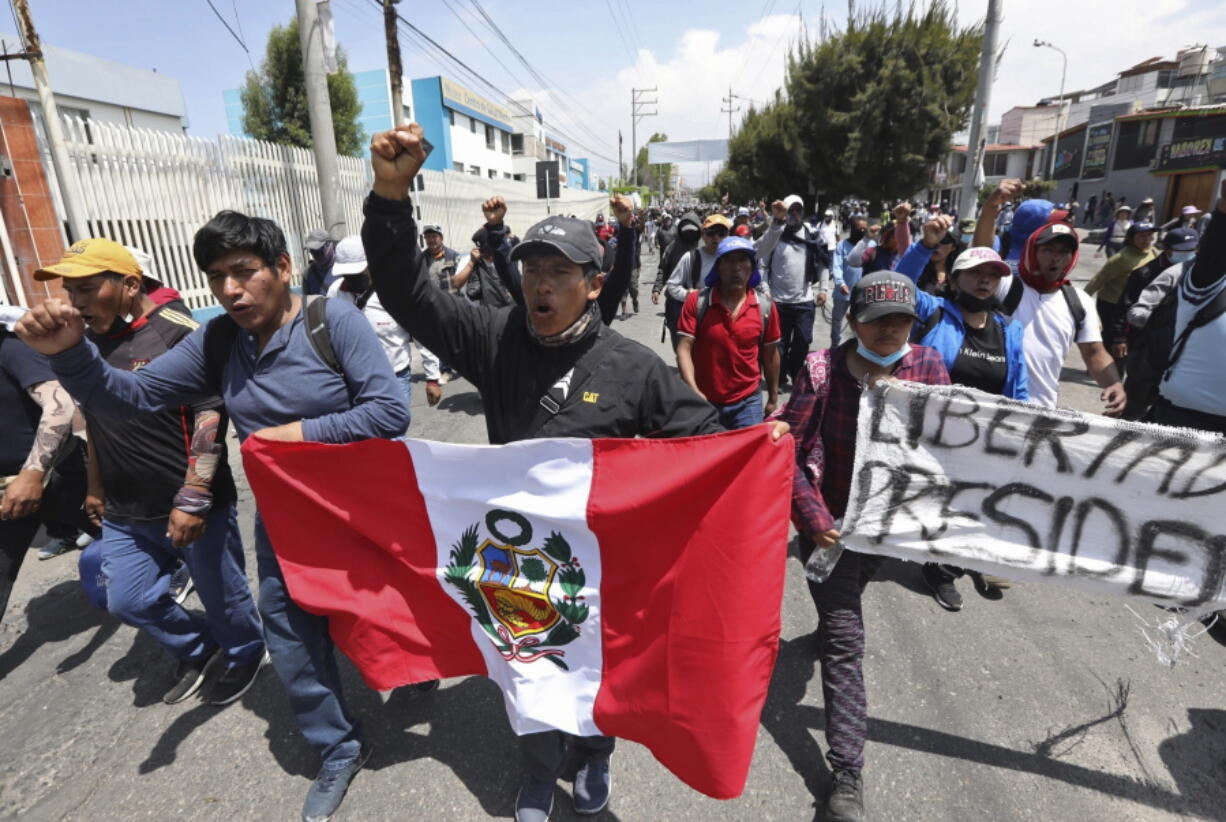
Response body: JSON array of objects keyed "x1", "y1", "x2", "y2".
[
  {"x1": 440, "y1": 76, "x2": 512, "y2": 131},
  {"x1": 1082, "y1": 122, "x2": 1113, "y2": 180}
]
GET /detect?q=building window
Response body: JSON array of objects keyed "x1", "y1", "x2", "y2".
[
  {"x1": 488, "y1": 168, "x2": 498, "y2": 179},
  {"x1": 511, "y1": 133, "x2": 524, "y2": 155},
  {"x1": 1112, "y1": 118, "x2": 1160, "y2": 170},
  {"x1": 513, "y1": 173, "x2": 526, "y2": 182},
  {"x1": 503, "y1": 172, "x2": 512, "y2": 179},
  {"x1": 468, "y1": 165, "x2": 481, "y2": 176},
  {"x1": 470, "y1": 117, "x2": 477, "y2": 134},
  {"x1": 447, "y1": 109, "x2": 455, "y2": 126},
  {"x1": 485, "y1": 124, "x2": 495, "y2": 150},
  {"x1": 501, "y1": 131, "x2": 511, "y2": 154},
  {"x1": 452, "y1": 161, "x2": 464, "y2": 172},
  {"x1": 983, "y1": 153, "x2": 1009, "y2": 177}
]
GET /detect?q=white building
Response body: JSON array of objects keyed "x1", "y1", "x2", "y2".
[
  {"x1": 410, "y1": 75, "x2": 515, "y2": 180},
  {"x1": 0, "y1": 33, "x2": 187, "y2": 132}
]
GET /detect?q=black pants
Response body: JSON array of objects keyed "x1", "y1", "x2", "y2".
[
  {"x1": 520, "y1": 730, "x2": 615, "y2": 782},
  {"x1": 777, "y1": 302, "x2": 816, "y2": 383},
  {"x1": 1151, "y1": 397, "x2": 1226, "y2": 435},
  {"x1": 0, "y1": 439, "x2": 95, "y2": 621}
]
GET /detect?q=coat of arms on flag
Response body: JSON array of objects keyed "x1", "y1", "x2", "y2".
[
  {"x1": 446, "y1": 511, "x2": 589, "y2": 668},
  {"x1": 242, "y1": 428, "x2": 794, "y2": 799}
]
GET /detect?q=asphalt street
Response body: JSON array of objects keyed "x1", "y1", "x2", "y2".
[{"x1": 2, "y1": 237, "x2": 1225, "y2": 822}]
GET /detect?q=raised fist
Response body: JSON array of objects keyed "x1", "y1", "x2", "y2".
[
  {"x1": 988, "y1": 178, "x2": 1024, "y2": 209},
  {"x1": 610, "y1": 195, "x2": 634, "y2": 227},
  {"x1": 770, "y1": 200, "x2": 787, "y2": 221},
  {"x1": 892, "y1": 202, "x2": 913, "y2": 222},
  {"x1": 482, "y1": 195, "x2": 507, "y2": 226},
  {"x1": 370, "y1": 124, "x2": 429, "y2": 198},
  {"x1": 921, "y1": 215, "x2": 955, "y2": 248},
  {"x1": 14, "y1": 298, "x2": 85, "y2": 356}
]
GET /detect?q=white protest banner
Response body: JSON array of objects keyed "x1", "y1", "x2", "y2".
[{"x1": 841, "y1": 381, "x2": 1226, "y2": 617}]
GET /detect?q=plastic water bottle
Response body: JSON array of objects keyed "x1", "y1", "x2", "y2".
[{"x1": 804, "y1": 518, "x2": 844, "y2": 584}]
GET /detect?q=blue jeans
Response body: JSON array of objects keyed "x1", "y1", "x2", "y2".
[
  {"x1": 830, "y1": 298, "x2": 850, "y2": 346},
  {"x1": 255, "y1": 518, "x2": 362, "y2": 768},
  {"x1": 394, "y1": 366, "x2": 413, "y2": 407},
  {"x1": 99, "y1": 505, "x2": 263, "y2": 666},
  {"x1": 717, "y1": 392, "x2": 764, "y2": 430}
]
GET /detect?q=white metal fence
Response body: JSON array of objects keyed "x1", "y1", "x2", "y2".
[{"x1": 49, "y1": 117, "x2": 608, "y2": 312}]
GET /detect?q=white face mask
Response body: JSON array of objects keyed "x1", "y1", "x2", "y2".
[{"x1": 1168, "y1": 250, "x2": 1196, "y2": 264}]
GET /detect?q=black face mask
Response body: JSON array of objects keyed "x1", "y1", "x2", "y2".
[
  {"x1": 848, "y1": 227, "x2": 866, "y2": 244},
  {"x1": 953, "y1": 289, "x2": 1000, "y2": 313},
  {"x1": 346, "y1": 273, "x2": 372, "y2": 294}
]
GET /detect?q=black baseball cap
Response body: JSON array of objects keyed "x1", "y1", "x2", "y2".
[
  {"x1": 851, "y1": 272, "x2": 918, "y2": 323},
  {"x1": 510, "y1": 216, "x2": 604, "y2": 268},
  {"x1": 1031, "y1": 221, "x2": 1079, "y2": 250}
]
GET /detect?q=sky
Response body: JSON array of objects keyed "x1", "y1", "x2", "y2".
[{"x1": 27, "y1": 0, "x2": 1226, "y2": 186}]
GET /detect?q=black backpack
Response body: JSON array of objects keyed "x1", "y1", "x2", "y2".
[
  {"x1": 1122, "y1": 281, "x2": 1226, "y2": 420},
  {"x1": 203, "y1": 294, "x2": 342, "y2": 394},
  {"x1": 1001, "y1": 276, "x2": 1086, "y2": 337},
  {"x1": 694, "y1": 287, "x2": 775, "y2": 344}
]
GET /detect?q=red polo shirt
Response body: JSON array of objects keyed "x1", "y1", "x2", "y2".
[{"x1": 677, "y1": 287, "x2": 781, "y2": 405}]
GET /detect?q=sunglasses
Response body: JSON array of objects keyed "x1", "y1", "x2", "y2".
[{"x1": 704, "y1": 228, "x2": 729, "y2": 237}]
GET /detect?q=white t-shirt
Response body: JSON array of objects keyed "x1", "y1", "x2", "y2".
[{"x1": 996, "y1": 269, "x2": 1100, "y2": 409}]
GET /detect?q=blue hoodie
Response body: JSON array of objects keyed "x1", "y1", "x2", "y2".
[
  {"x1": 896, "y1": 240, "x2": 1029, "y2": 400},
  {"x1": 1004, "y1": 199, "x2": 1055, "y2": 261}
]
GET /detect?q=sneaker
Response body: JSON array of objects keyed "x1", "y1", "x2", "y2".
[
  {"x1": 163, "y1": 649, "x2": 219, "y2": 704},
  {"x1": 37, "y1": 536, "x2": 78, "y2": 560},
  {"x1": 826, "y1": 768, "x2": 864, "y2": 822},
  {"x1": 515, "y1": 777, "x2": 555, "y2": 822},
  {"x1": 169, "y1": 562, "x2": 194, "y2": 605},
  {"x1": 922, "y1": 563, "x2": 962, "y2": 612},
  {"x1": 302, "y1": 745, "x2": 372, "y2": 822},
  {"x1": 202, "y1": 650, "x2": 269, "y2": 706},
  {"x1": 572, "y1": 756, "x2": 611, "y2": 815},
  {"x1": 970, "y1": 571, "x2": 1009, "y2": 601}
]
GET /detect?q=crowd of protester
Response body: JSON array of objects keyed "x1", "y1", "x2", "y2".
[{"x1": 2, "y1": 119, "x2": 1223, "y2": 822}]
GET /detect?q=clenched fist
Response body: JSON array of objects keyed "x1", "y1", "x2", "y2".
[
  {"x1": 483, "y1": 195, "x2": 507, "y2": 226},
  {"x1": 921, "y1": 215, "x2": 955, "y2": 249},
  {"x1": 370, "y1": 124, "x2": 429, "y2": 200},
  {"x1": 610, "y1": 195, "x2": 634, "y2": 227},
  {"x1": 15, "y1": 298, "x2": 86, "y2": 356},
  {"x1": 987, "y1": 178, "x2": 1024, "y2": 211},
  {"x1": 771, "y1": 200, "x2": 787, "y2": 221}
]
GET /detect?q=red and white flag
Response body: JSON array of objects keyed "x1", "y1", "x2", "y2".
[{"x1": 242, "y1": 426, "x2": 792, "y2": 799}]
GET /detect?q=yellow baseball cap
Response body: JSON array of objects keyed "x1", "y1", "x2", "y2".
[
  {"x1": 702, "y1": 214, "x2": 733, "y2": 231},
  {"x1": 34, "y1": 238, "x2": 142, "y2": 281}
]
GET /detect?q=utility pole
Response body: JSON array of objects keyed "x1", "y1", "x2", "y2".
[
  {"x1": 383, "y1": 0, "x2": 404, "y2": 125},
  {"x1": 618, "y1": 130, "x2": 623, "y2": 186},
  {"x1": 296, "y1": 0, "x2": 346, "y2": 238},
  {"x1": 958, "y1": 0, "x2": 1001, "y2": 220},
  {"x1": 630, "y1": 86, "x2": 658, "y2": 188},
  {"x1": 721, "y1": 86, "x2": 740, "y2": 139},
  {"x1": 11, "y1": 0, "x2": 88, "y2": 242}
]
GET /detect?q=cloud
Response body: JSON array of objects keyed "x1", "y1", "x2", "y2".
[{"x1": 568, "y1": 13, "x2": 805, "y2": 183}]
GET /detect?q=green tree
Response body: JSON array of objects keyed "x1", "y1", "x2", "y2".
[
  {"x1": 634, "y1": 133, "x2": 674, "y2": 194},
  {"x1": 714, "y1": 93, "x2": 807, "y2": 203},
  {"x1": 786, "y1": 1, "x2": 980, "y2": 204},
  {"x1": 240, "y1": 17, "x2": 365, "y2": 157},
  {"x1": 720, "y1": 1, "x2": 980, "y2": 205}
]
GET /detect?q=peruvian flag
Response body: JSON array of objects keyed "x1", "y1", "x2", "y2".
[{"x1": 242, "y1": 426, "x2": 792, "y2": 798}]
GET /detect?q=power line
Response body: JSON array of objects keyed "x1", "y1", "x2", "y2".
[
  {"x1": 203, "y1": 0, "x2": 251, "y2": 59},
  {"x1": 363, "y1": 0, "x2": 619, "y2": 165},
  {"x1": 463, "y1": 0, "x2": 617, "y2": 152},
  {"x1": 602, "y1": 0, "x2": 637, "y2": 65}
]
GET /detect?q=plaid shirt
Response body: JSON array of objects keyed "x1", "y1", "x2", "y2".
[{"x1": 775, "y1": 341, "x2": 950, "y2": 537}]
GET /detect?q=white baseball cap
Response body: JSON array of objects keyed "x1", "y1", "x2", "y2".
[
  {"x1": 951, "y1": 246, "x2": 1011, "y2": 278},
  {"x1": 333, "y1": 235, "x2": 367, "y2": 275}
]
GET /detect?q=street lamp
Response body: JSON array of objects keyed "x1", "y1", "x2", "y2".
[{"x1": 1034, "y1": 38, "x2": 1068, "y2": 183}]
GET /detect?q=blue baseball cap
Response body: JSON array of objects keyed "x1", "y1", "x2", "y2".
[{"x1": 705, "y1": 236, "x2": 760, "y2": 287}]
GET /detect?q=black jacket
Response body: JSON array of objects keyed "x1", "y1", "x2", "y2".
[{"x1": 365, "y1": 194, "x2": 721, "y2": 444}]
